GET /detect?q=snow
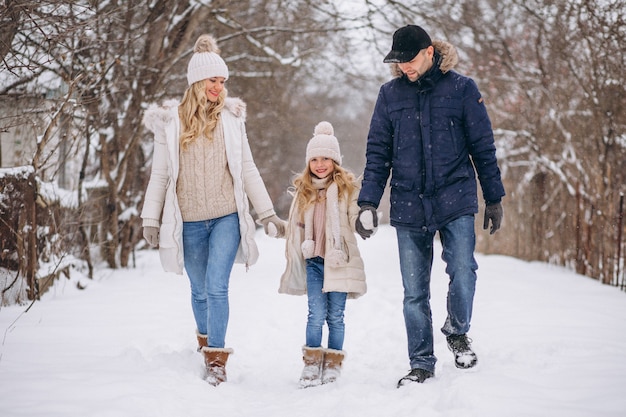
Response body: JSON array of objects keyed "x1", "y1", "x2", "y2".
[
  {"x1": 1, "y1": 225, "x2": 625, "y2": 417},
  {"x1": 0, "y1": 165, "x2": 34, "y2": 179},
  {"x1": 37, "y1": 179, "x2": 80, "y2": 209}
]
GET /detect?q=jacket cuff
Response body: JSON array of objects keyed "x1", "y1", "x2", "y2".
[
  {"x1": 358, "y1": 201, "x2": 378, "y2": 209},
  {"x1": 485, "y1": 198, "x2": 502, "y2": 206},
  {"x1": 142, "y1": 218, "x2": 160, "y2": 228},
  {"x1": 256, "y1": 209, "x2": 276, "y2": 221}
]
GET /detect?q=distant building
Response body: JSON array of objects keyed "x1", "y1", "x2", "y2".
[
  {"x1": 0, "y1": 94, "x2": 46, "y2": 168},
  {"x1": 0, "y1": 92, "x2": 75, "y2": 189}
]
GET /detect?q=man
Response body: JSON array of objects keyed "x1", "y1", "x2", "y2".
[{"x1": 356, "y1": 25, "x2": 505, "y2": 387}]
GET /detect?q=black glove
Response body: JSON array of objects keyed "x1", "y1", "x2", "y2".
[
  {"x1": 355, "y1": 205, "x2": 378, "y2": 240},
  {"x1": 483, "y1": 202, "x2": 503, "y2": 235}
]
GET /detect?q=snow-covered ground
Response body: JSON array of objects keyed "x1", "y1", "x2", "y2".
[{"x1": 1, "y1": 225, "x2": 625, "y2": 417}]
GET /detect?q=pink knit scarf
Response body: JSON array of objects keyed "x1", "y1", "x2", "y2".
[{"x1": 301, "y1": 177, "x2": 347, "y2": 267}]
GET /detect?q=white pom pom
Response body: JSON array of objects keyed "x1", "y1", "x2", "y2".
[
  {"x1": 314, "y1": 121, "x2": 334, "y2": 136},
  {"x1": 194, "y1": 34, "x2": 220, "y2": 54}
]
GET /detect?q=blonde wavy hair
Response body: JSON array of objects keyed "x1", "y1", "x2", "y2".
[
  {"x1": 178, "y1": 80, "x2": 226, "y2": 149},
  {"x1": 292, "y1": 162, "x2": 356, "y2": 222}
]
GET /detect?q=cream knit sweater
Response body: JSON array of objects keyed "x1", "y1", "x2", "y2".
[{"x1": 176, "y1": 123, "x2": 237, "y2": 221}]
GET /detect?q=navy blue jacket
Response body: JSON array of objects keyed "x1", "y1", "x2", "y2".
[{"x1": 358, "y1": 43, "x2": 505, "y2": 232}]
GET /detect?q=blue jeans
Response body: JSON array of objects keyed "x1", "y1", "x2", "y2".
[
  {"x1": 305, "y1": 257, "x2": 348, "y2": 350},
  {"x1": 182, "y1": 213, "x2": 240, "y2": 348},
  {"x1": 396, "y1": 215, "x2": 478, "y2": 372}
]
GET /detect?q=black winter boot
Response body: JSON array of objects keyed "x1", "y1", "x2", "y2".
[
  {"x1": 397, "y1": 368, "x2": 434, "y2": 387},
  {"x1": 446, "y1": 334, "x2": 478, "y2": 369}
]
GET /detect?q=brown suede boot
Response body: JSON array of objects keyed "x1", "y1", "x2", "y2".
[
  {"x1": 196, "y1": 331, "x2": 208, "y2": 352},
  {"x1": 201, "y1": 347, "x2": 233, "y2": 386},
  {"x1": 322, "y1": 348, "x2": 345, "y2": 384},
  {"x1": 299, "y1": 346, "x2": 324, "y2": 388}
]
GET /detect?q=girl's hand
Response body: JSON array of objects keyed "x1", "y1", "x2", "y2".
[{"x1": 258, "y1": 215, "x2": 287, "y2": 238}]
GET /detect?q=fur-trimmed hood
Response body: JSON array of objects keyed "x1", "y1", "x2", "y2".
[
  {"x1": 143, "y1": 96, "x2": 247, "y2": 133},
  {"x1": 390, "y1": 40, "x2": 458, "y2": 78}
]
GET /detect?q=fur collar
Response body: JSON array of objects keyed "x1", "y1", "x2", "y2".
[
  {"x1": 142, "y1": 96, "x2": 247, "y2": 133},
  {"x1": 390, "y1": 40, "x2": 458, "y2": 78}
]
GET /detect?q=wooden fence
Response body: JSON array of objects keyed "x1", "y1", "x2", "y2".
[{"x1": 0, "y1": 166, "x2": 77, "y2": 305}]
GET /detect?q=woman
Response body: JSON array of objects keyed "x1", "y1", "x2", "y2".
[{"x1": 141, "y1": 34, "x2": 285, "y2": 386}]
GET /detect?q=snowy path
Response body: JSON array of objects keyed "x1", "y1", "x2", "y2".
[{"x1": 1, "y1": 225, "x2": 625, "y2": 417}]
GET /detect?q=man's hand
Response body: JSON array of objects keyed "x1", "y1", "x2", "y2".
[
  {"x1": 143, "y1": 226, "x2": 159, "y2": 247},
  {"x1": 483, "y1": 202, "x2": 503, "y2": 235},
  {"x1": 355, "y1": 205, "x2": 378, "y2": 240},
  {"x1": 258, "y1": 215, "x2": 286, "y2": 238}
]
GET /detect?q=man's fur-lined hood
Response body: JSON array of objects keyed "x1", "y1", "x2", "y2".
[
  {"x1": 390, "y1": 40, "x2": 458, "y2": 78},
  {"x1": 143, "y1": 96, "x2": 247, "y2": 133}
]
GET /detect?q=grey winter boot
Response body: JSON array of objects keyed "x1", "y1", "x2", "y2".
[
  {"x1": 321, "y1": 348, "x2": 345, "y2": 384},
  {"x1": 299, "y1": 346, "x2": 324, "y2": 388},
  {"x1": 201, "y1": 347, "x2": 233, "y2": 386}
]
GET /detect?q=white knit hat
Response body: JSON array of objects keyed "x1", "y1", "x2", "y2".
[
  {"x1": 186, "y1": 34, "x2": 229, "y2": 86},
  {"x1": 305, "y1": 121, "x2": 342, "y2": 165}
]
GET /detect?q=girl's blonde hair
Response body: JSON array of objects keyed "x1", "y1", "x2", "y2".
[
  {"x1": 292, "y1": 161, "x2": 356, "y2": 221},
  {"x1": 178, "y1": 80, "x2": 226, "y2": 149}
]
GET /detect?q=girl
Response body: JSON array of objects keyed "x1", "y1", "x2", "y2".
[
  {"x1": 279, "y1": 121, "x2": 367, "y2": 388},
  {"x1": 141, "y1": 34, "x2": 285, "y2": 386}
]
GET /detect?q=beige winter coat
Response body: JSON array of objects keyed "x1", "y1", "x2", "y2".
[
  {"x1": 279, "y1": 181, "x2": 367, "y2": 299},
  {"x1": 141, "y1": 97, "x2": 275, "y2": 274}
]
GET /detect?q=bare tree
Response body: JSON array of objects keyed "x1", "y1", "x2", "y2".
[
  {"x1": 1, "y1": 0, "x2": 367, "y2": 273},
  {"x1": 353, "y1": 0, "x2": 626, "y2": 284}
]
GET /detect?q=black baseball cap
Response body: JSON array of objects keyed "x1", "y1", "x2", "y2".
[{"x1": 383, "y1": 25, "x2": 432, "y2": 63}]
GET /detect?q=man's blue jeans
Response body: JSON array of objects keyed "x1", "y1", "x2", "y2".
[
  {"x1": 305, "y1": 257, "x2": 348, "y2": 350},
  {"x1": 182, "y1": 213, "x2": 240, "y2": 348},
  {"x1": 396, "y1": 215, "x2": 478, "y2": 372}
]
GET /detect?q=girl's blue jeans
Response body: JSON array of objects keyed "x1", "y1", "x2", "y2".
[{"x1": 305, "y1": 256, "x2": 348, "y2": 350}]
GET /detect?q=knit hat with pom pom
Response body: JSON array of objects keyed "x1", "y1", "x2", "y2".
[
  {"x1": 186, "y1": 34, "x2": 229, "y2": 86},
  {"x1": 305, "y1": 121, "x2": 342, "y2": 165}
]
